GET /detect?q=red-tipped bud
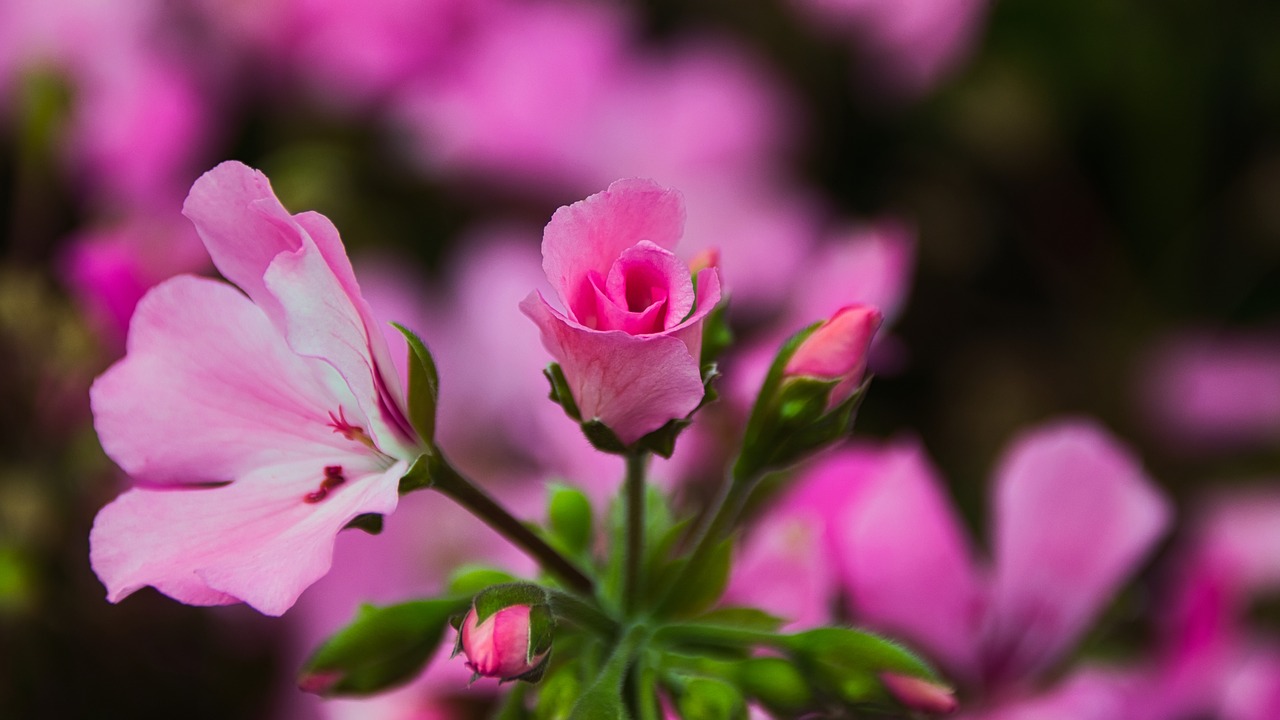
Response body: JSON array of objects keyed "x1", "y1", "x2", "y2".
[
  {"x1": 460, "y1": 604, "x2": 547, "y2": 681},
  {"x1": 881, "y1": 673, "x2": 958, "y2": 715},
  {"x1": 784, "y1": 304, "x2": 882, "y2": 407}
]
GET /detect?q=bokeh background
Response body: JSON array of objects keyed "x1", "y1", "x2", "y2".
[{"x1": 2, "y1": 0, "x2": 1279, "y2": 717}]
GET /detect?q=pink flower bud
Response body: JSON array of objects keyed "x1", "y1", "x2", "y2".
[
  {"x1": 881, "y1": 673, "x2": 958, "y2": 715},
  {"x1": 460, "y1": 604, "x2": 546, "y2": 681},
  {"x1": 784, "y1": 304, "x2": 883, "y2": 406}
]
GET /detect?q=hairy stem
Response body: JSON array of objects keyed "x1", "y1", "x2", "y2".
[{"x1": 623, "y1": 451, "x2": 648, "y2": 614}]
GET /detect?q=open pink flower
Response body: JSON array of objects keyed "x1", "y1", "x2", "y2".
[
  {"x1": 839, "y1": 421, "x2": 1171, "y2": 691},
  {"x1": 520, "y1": 179, "x2": 721, "y2": 445},
  {"x1": 89, "y1": 161, "x2": 426, "y2": 616},
  {"x1": 729, "y1": 419, "x2": 1172, "y2": 701}
]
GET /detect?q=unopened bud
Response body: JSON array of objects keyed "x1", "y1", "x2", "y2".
[
  {"x1": 460, "y1": 604, "x2": 548, "y2": 682},
  {"x1": 783, "y1": 304, "x2": 882, "y2": 408},
  {"x1": 881, "y1": 673, "x2": 958, "y2": 715}
]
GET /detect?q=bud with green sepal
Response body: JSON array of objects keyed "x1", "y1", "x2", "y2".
[
  {"x1": 736, "y1": 304, "x2": 882, "y2": 478},
  {"x1": 456, "y1": 583, "x2": 556, "y2": 684}
]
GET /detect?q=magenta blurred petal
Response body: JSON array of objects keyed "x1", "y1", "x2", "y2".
[
  {"x1": 839, "y1": 441, "x2": 988, "y2": 675},
  {"x1": 984, "y1": 420, "x2": 1172, "y2": 684}
]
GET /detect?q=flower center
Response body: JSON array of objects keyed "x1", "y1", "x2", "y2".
[{"x1": 328, "y1": 407, "x2": 377, "y2": 450}]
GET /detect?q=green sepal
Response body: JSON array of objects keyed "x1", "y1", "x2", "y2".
[
  {"x1": 786, "y1": 627, "x2": 942, "y2": 706},
  {"x1": 446, "y1": 566, "x2": 517, "y2": 596},
  {"x1": 507, "y1": 648, "x2": 552, "y2": 685},
  {"x1": 342, "y1": 513, "x2": 384, "y2": 535},
  {"x1": 676, "y1": 676, "x2": 747, "y2": 720},
  {"x1": 397, "y1": 452, "x2": 436, "y2": 494},
  {"x1": 460, "y1": 583, "x2": 557, "y2": 685},
  {"x1": 546, "y1": 364, "x2": 721, "y2": 459},
  {"x1": 735, "y1": 321, "x2": 873, "y2": 476},
  {"x1": 547, "y1": 484, "x2": 594, "y2": 558},
  {"x1": 298, "y1": 597, "x2": 468, "y2": 696},
  {"x1": 472, "y1": 582, "x2": 552, "y2": 625},
  {"x1": 392, "y1": 322, "x2": 440, "y2": 446},
  {"x1": 543, "y1": 363, "x2": 582, "y2": 422}
]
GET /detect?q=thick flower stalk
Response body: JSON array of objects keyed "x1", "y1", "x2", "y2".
[
  {"x1": 520, "y1": 178, "x2": 721, "y2": 446},
  {"x1": 89, "y1": 161, "x2": 427, "y2": 616}
]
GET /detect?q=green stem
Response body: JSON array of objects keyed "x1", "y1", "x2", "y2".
[
  {"x1": 657, "y1": 462, "x2": 758, "y2": 612},
  {"x1": 430, "y1": 455, "x2": 595, "y2": 596},
  {"x1": 623, "y1": 451, "x2": 648, "y2": 614}
]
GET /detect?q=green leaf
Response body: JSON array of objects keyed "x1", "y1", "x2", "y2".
[
  {"x1": 446, "y1": 566, "x2": 517, "y2": 596},
  {"x1": 660, "y1": 538, "x2": 733, "y2": 618},
  {"x1": 786, "y1": 627, "x2": 942, "y2": 706},
  {"x1": 298, "y1": 597, "x2": 468, "y2": 696},
  {"x1": 547, "y1": 484, "x2": 594, "y2": 558},
  {"x1": 691, "y1": 607, "x2": 785, "y2": 633},
  {"x1": 392, "y1": 323, "x2": 439, "y2": 446}
]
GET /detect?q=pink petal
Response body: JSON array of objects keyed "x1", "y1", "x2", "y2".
[
  {"x1": 724, "y1": 505, "x2": 839, "y2": 628},
  {"x1": 541, "y1": 178, "x2": 686, "y2": 316},
  {"x1": 91, "y1": 275, "x2": 364, "y2": 486},
  {"x1": 984, "y1": 420, "x2": 1172, "y2": 685},
  {"x1": 837, "y1": 441, "x2": 987, "y2": 677},
  {"x1": 666, "y1": 267, "x2": 723, "y2": 364},
  {"x1": 182, "y1": 162, "x2": 414, "y2": 455},
  {"x1": 520, "y1": 292, "x2": 705, "y2": 446},
  {"x1": 604, "y1": 241, "x2": 695, "y2": 331},
  {"x1": 90, "y1": 458, "x2": 406, "y2": 616}
]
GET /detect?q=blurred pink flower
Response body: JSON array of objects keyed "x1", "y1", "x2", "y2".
[
  {"x1": 1141, "y1": 332, "x2": 1280, "y2": 451},
  {"x1": 89, "y1": 162, "x2": 425, "y2": 616},
  {"x1": 393, "y1": 1, "x2": 817, "y2": 309},
  {"x1": 0, "y1": 0, "x2": 214, "y2": 206},
  {"x1": 60, "y1": 211, "x2": 210, "y2": 350},
  {"x1": 1131, "y1": 489, "x2": 1280, "y2": 720},
  {"x1": 793, "y1": 0, "x2": 990, "y2": 98},
  {"x1": 730, "y1": 419, "x2": 1172, "y2": 699},
  {"x1": 521, "y1": 179, "x2": 721, "y2": 445}
]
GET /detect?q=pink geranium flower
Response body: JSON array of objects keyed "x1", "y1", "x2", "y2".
[
  {"x1": 729, "y1": 419, "x2": 1172, "y2": 701},
  {"x1": 89, "y1": 161, "x2": 426, "y2": 616},
  {"x1": 520, "y1": 179, "x2": 721, "y2": 446}
]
